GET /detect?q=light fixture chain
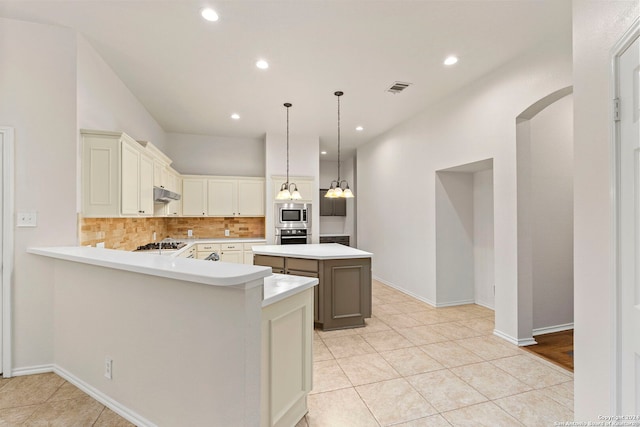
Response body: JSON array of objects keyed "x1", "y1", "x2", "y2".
[
  {"x1": 286, "y1": 104, "x2": 290, "y2": 184},
  {"x1": 337, "y1": 93, "x2": 341, "y2": 181}
]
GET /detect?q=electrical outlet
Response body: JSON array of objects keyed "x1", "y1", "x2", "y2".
[
  {"x1": 104, "y1": 357, "x2": 113, "y2": 380},
  {"x1": 225, "y1": 229, "x2": 230, "y2": 237},
  {"x1": 152, "y1": 231, "x2": 157, "y2": 241},
  {"x1": 187, "y1": 229, "x2": 193, "y2": 237},
  {"x1": 96, "y1": 242, "x2": 105, "y2": 248}
]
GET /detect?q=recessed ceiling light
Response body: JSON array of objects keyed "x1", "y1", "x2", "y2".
[
  {"x1": 256, "y1": 60, "x2": 269, "y2": 69},
  {"x1": 356, "y1": 126, "x2": 363, "y2": 131},
  {"x1": 201, "y1": 8, "x2": 219, "y2": 22},
  {"x1": 444, "y1": 55, "x2": 458, "y2": 66},
  {"x1": 321, "y1": 151, "x2": 327, "y2": 155},
  {"x1": 231, "y1": 113, "x2": 240, "y2": 120}
]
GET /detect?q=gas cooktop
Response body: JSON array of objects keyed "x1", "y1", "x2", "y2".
[{"x1": 135, "y1": 242, "x2": 187, "y2": 251}]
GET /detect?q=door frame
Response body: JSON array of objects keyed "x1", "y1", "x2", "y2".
[
  {"x1": 611, "y1": 17, "x2": 640, "y2": 413},
  {"x1": 0, "y1": 127, "x2": 14, "y2": 377}
]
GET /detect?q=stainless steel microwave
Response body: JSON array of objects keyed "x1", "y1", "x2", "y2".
[{"x1": 275, "y1": 203, "x2": 311, "y2": 229}]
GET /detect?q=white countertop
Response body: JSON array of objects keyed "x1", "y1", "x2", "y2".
[
  {"x1": 252, "y1": 243, "x2": 372, "y2": 260},
  {"x1": 28, "y1": 246, "x2": 272, "y2": 288},
  {"x1": 262, "y1": 274, "x2": 318, "y2": 307}
]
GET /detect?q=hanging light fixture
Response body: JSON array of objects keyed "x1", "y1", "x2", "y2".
[
  {"x1": 276, "y1": 103, "x2": 302, "y2": 200},
  {"x1": 325, "y1": 91, "x2": 354, "y2": 198}
]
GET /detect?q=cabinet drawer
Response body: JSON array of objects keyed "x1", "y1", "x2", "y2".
[
  {"x1": 287, "y1": 258, "x2": 318, "y2": 273},
  {"x1": 221, "y1": 243, "x2": 241, "y2": 251},
  {"x1": 287, "y1": 269, "x2": 318, "y2": 278},
  {"x1": 197, "y1": 243, "x2": 220, "y2": 252},
  {"x1": 254, "y1": 255, "x2": 285, "y2": 269}
]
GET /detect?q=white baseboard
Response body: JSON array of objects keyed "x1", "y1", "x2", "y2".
[
  {"x1": 434, "y1": 299, "x2": 475, "y2": 308},
  {"x1": 372, "y1": 275, "x2": 494, "y2": 310},
  {"x1": 532, "y1": 323, "x2": 574, "y2": 336},
  {"x1": 53, "y1": 365, "x2": 156, "y2": 427},
  {"x1": 11, "y1": 364, "x2": 155, "y2": 427},
  {"x1": 493, "y1": 329, "x2": 537, "y2": 347},
  {"x1": 372, "y1": 275, "x2": 437, "y2": 307},
  {"x1": 11, "y1": 364, "x2": 54, "y2": 377}
]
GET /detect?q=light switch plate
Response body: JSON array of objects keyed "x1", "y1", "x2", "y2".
[{"x1": 17, "y1": 210, "x2": 37, "y2": 227}]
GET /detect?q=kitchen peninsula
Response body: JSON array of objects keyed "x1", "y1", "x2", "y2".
[
  {"x1": 28, "y1": 246, "x2": 317, "y2": 427},
  {"x1": 253, "y1": 243, "x2": 373, "y2": 330}
]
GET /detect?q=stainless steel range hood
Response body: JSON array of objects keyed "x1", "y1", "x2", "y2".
[{"x1": 153, "y1": 186, "x2": 181, "y2": 203}]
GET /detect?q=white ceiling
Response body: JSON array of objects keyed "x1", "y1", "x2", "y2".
[{"x1": 0, "y1": 0, "x2": 571, "y2": 159}]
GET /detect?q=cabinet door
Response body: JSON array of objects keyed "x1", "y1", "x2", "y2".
[
  {"x1": 238, "y1": 179, "x2": 265, "y2": 216},
  {"x1": 333, "y1": 198, "x2": 347, "y2": 216},
  {"x1": 82, "y1": 136, "x2": 119, "y2": 217},
  {"x1": 208, "y1": 179, "x2": 237, "y2": 216},
  {"x1": 182, "y1": 179, "x2": 207, "y2": 216},
  {"x1": 138, "y1": 154, "x2": 154, "y2": 215},
  {"x1": 319, "y1": 189, "x2": 333, "y2": 216},
  {"x1": 220, "y1": 250, "x2": 242, "y2": 263},
  {"x1": 121, "y1": 141, "x2": 140, "y2": 215}
]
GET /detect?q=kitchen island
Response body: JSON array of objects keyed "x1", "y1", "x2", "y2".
[
  {"x1": 28, "y1": 246, "x2": 317, "y2": 427},
  {"x1": 253, "y1": 243, "x2": 373, "y2": 330}
]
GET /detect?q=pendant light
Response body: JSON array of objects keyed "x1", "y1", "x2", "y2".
[
  {"x1": 276, "y1": 103, "x2": 302, "y2": 200},
  {"x1": 325, "y1": 91, "x2": 354, "y2": 198}
]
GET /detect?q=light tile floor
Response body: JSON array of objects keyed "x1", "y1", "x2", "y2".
[
  {"x1": 296, "y1": 280, "x2": 573, "y2": 427},
  {"x1": 0, "y1": 280, "x2": 573, "y2": 426},
  {"x1": 0, "y1": 372, "x2": 134, "y2": 425}
]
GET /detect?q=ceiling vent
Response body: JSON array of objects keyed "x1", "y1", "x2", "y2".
[{"x1": 387, "y1": 81, "x2": 411, "y2": 94}]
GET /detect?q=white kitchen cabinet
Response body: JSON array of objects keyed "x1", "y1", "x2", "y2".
[
  {"x1": 182, "y1": 178, "x2": 208, "y2": 216},
  {"x1": 165, "y1": 169, "x2": 182, "y2": 216},
  {"x1": 121, "y1": 141, "x2": 154, "y2": 216},
  {"x1": 208, "y1": 178, "x2": 237, "y2": 216},
  {"x1": 219, "y1": 242, "x2": 243, "y2": 263},
  {"x1": 209, "y1": 177, "x2": 265, "y2": 217},
  {"x1": 238, "y1": 179, "x2": 265, "y2": 216},
  {"x1": 82, "y1": 130, "x2": 154, "y2": 217},
  {"x1": 271, "y1": 176, "x2": 314, "y2": 202},
  {"x1": 181, "y1": 176, "x2": 265, "y2": 217},
  {"x1": 261, "y1": 287, "x2": 313, "y2": 427}
]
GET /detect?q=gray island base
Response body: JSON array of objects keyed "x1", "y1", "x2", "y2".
[{"x1": 253, "y1": 243, "x2": 373, "y2": 330}]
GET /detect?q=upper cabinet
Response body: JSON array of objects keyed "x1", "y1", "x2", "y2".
[
  {"x1": 82, "y1": 130, "x2": 154, "y2": 217},
  {"x1": 319, "y1": 189, "x2": 346, "y2": 216},
  {"x1": 182, "y1": 176, "x2": 265, "y2": 217}
]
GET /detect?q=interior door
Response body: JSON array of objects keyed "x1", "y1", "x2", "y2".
[{"x1": 618, "y1": 34, "x2": 640, "y2": 413}]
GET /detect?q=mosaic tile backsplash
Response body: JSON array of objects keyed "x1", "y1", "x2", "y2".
[{"x1": 80, "y1": 217, "x2": 265, "y2": 251}]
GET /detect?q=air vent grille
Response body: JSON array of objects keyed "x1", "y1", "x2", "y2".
[{"x1": 387, "y1": 81, "x2": 411, "y2": 94}]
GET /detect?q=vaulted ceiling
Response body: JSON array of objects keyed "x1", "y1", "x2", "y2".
[{"x1": 0, "y1": 0, "x2": 572, "y2": 158}]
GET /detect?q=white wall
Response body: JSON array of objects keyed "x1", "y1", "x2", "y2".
[
  {"x1": 0, "y1": 18, "x2": 78, "y2": 370},
  {"x1": 319, "y1": 159, "x2": 356, "y2": 243},
  {"x1": 572, "y1": 0, "x2": 639, "y2": 419},
  {"x1": 265, "y1": 133, "x2": 319, "y2": 245},
  {"x1": 357, "y1": 36, "x2": 572, "y2": 343},
  {"x1": 164, "y1": 133, "x2": 265, "y2": 176},
  {"x1": 435, "y1": 172, "x2": 475, "y2": 306},
  {"x1": 77, "y1": 37, "x2": 166, "y2": 150},
  {"x1": 529, "y1": 94, "x2": 573, "y2": 332},
  {"x1": 473, "y1": 169, "x2": 495, "y2": 309}
]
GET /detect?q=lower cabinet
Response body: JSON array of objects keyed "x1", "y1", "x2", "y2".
[
  {"x1": 261, "y1": 288, "x2": 313, "y2": 427},
  {"x1": 254, "y1": 255, "x2": 371, "y2": 330}
]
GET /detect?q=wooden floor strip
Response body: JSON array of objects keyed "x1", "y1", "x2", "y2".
[{"x1": 523, "y1": 330, "x2": 573, "y2": 372}]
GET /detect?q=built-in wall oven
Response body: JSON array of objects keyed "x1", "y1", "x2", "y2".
[
  {"x1": 275, "y1": 203, "x2": 312, "y2": 244},
  {"x1": 276, "y1": 228, "x2": 311, "y2": 245}
]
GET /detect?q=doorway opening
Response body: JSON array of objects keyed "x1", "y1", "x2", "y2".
[
  {"x1": 435, "y1": 158, "x2": 494, "y2": 309},
  {"x1": 516, "y1": 87, "x2": 574, "y2": 348}
]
